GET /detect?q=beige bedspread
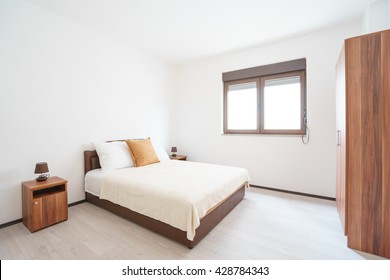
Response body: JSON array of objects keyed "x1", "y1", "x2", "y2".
[{"x1": 99, "y1": 160, "x2": 250, "y2": 240}]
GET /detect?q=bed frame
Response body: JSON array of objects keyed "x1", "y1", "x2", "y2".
[{"x1": 84, "y1": 150, "x2": 245, "y2": 248}]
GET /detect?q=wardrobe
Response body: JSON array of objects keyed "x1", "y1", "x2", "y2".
[{"x1": 336, "y1": 29, "x2": 390, "y2": 259}]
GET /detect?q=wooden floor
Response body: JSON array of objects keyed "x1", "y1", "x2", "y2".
[{"x1": 0, "y1": 187, "x2": 385, "y2": 260}]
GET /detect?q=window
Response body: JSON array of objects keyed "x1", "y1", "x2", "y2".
[
  {"x1": 223, "y1": 59, "x2": 306, "y2": 135},
  {"x1": 226, "y1": 80, "x2": 258, "y2": 130}
]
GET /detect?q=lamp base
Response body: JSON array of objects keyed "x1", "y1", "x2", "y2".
[
  {"x1": 171, "y1": 154, "x2": 176, "y2": 157},
  {"x1": 36, "y1": 174, "x2": 50, "y2": 182}
]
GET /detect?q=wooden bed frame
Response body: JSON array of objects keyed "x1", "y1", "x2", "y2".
[{"x1": 84, "y1": 150, "x2": 245, "y2": 248}]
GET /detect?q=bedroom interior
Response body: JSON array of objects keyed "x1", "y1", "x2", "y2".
[{"x1": 0, "y1": 0, "x2": 389, "y2": 260}]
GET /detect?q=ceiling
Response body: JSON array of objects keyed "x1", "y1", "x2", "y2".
[{"x1": 28, "y1": 0, "x2": 376, "y2": 65}]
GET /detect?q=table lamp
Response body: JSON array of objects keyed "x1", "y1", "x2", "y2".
[
  {"x1": 171, "y1": 147, "x2": 177, "y2": 157},
  {"x1": 35, "y1": 162, "x2": 50, "y2": 181}
]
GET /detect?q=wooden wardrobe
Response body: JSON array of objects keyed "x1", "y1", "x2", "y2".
[{"x1": 336, "y1": 29, "x2": 390, "y2": 259}]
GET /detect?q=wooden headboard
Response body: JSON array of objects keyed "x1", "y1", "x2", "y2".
[{"x1": 84, "y1": 150, "x2": 101, "y2": 174}]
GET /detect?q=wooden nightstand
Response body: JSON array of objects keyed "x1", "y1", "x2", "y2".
[
  {"x1": 169, "y1": 155, "x2": 187, "y2": 161},
  {"x1": 22, "y1": 176, "x2": 68, "y2": 232}
]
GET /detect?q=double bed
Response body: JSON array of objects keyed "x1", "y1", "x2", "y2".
[{"x1": 83, "y1": 141, "x2": 249, "y2": 248}]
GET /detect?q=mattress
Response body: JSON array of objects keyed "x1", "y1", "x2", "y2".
[{"x1": 85, "y1": 168, "x2": 112, "y2": 196}]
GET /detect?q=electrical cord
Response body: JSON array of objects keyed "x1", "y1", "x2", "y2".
[{"x1": 301, "y1": 122, "x2": 309, "y2": 144}]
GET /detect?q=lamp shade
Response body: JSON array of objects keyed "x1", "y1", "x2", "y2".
[
  {"x1": 171, "y1": 147, "x2": 177, "y2": 153},
  {"x1": 35, "y1": 162, "x2": 49, "y2": 174}
]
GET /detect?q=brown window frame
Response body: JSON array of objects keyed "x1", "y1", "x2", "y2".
[{"x1": 223, "y1": 59, "x2": 306, "y2": 135}]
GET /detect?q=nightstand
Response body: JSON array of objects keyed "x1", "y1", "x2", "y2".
[
  {"x1": 169, "y1": 155, "x2": 187, "y2": 161},
  {"x1": 22, "y1": 176, "x2": 68, "y2": 232}
]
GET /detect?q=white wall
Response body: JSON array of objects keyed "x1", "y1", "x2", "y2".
[
  {"x1": 0, "y1": 0, "x2": 175, "y2": 224},
  {"x1": 363, "y1": 0, "x2": 390, "y2": 33},
  {"x1": 173, "y1": 23, "x2": 362, "y2": 198}
]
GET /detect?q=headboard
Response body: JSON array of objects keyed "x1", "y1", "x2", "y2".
[{"x1": 84, "y1": 150, "x2": 101, "y2": 174}]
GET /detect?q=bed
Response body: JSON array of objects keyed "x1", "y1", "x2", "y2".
[{"x1": 83, "y1": 141, "x2": 249, "y2": 248}]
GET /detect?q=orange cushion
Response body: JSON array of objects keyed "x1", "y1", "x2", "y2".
[{"x1": 125, "y1": 138, "x2": 160, "y2": 167}]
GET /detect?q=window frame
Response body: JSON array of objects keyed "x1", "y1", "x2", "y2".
[
  {"x1": 222, "y1": 59, "x2": 306, "y2": 135},
  {"x1": 223, "y1": 77, "x2": 260, "y2": 134}
]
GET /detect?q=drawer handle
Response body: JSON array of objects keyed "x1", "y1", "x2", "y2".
[{"x1": 34, "y1": 201, "x2": 38, "y2": 205}]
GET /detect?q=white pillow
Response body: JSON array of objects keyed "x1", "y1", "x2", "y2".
[
  {"x1": 94, "y1": 141, "x2": 134, "y2": 172},
  {"x1": 151, "y1": 140, "x2": 170, "y2": 162}
]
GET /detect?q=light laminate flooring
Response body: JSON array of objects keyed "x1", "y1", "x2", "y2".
[{"x1": 0, "y1": 187, "x2": 385, "y2": 260}]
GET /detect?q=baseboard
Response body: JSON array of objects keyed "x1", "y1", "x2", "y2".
[
  {"x1": 0, "y1": 199, "x2": 87, "y2": 229},
  {"x1": 250, "y1": 184, "x2": 336, "y2": 201},
  {"x1": 69, "y1": 199, "x2": 86, "y2": 207},
  {"x1": 0, "y1": 218, "x2": 23, "y2": 229}
]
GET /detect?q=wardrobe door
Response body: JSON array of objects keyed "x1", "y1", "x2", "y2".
[
  {"x1": 346, "y1": 31, "x2": 388, "y2": 258},
  {"x1": 381, "y1": 30, "x2": 390, "y2": 258}
]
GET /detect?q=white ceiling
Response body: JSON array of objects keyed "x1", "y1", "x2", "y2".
[{"x1": 28, "y1": 0, "x2": 375, "y2": 65}]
